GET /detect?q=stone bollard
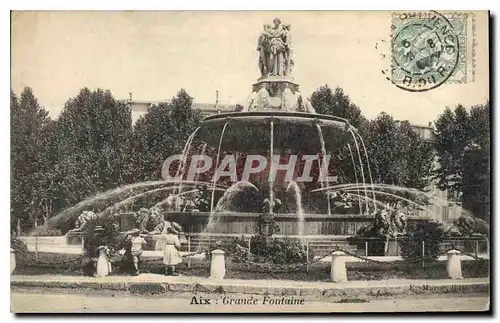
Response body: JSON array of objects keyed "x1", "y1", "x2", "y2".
[
  {"x1": 10, "y1": 248, "x2": 16, "y2": 274},
  {"x1": 210, "y1": 249, "x2": 226, "y2": 280},
  {"x1": 330, "y1": 251, "x2": 347, "y2": 283},
  {"x1": 446, "y1": 249, "x2": 463, "y2": 279}
]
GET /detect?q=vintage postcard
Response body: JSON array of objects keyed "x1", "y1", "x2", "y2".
[{"x1": 10, "y1": 10, "x2": 490, "y2": 313}]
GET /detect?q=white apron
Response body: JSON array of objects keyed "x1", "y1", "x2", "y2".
[{"x1": 162, "y1": 234, "x2": 182, "y2": 265}]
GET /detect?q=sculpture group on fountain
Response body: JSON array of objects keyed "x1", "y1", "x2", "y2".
[
  {"x1": 243, "y1": 18, "x2": 316, "y2": 114},
  {"x1": 257, "y1": 18, "x2": 293, "y2": 78}
]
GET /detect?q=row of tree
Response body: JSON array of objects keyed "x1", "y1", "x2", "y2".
[{"x1": 10, "y1": 85, "x2": 490, "y2": 233}]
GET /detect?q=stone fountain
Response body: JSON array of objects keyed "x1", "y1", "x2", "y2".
[
  {"x1": 166, "y1": 17, "x2": 384, "y2": 239},
  {"x1": 59, "y1": 18, "x2": 434, "y2": 251}
]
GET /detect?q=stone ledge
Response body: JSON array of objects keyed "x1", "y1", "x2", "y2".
[{"x1": 11, "y1": 277, "x2": 489, "y2": 297}]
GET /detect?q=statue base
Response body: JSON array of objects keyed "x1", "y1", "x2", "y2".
[
  {"x1": 247, "y1": 75, "x2": 313, "y2": 113},
  {"x1": 252, "y1": 76, "x2": 300, "y2": 96}
]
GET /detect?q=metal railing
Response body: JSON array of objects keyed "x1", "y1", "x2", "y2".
[{"x1": 17, "y1": 235, "x2": 489, "y2": 272}]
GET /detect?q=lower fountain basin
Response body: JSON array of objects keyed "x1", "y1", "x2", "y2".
[{"x1": 156, "y1": 211, "x2": 430, "y2": 236}]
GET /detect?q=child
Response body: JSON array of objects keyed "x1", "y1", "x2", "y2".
[
  {"x1": 161, "y1": 227, "x2": 182, "y2": 276},
  {"x1": 129, "y1": 229, "x2": 147, "y2": 276}
]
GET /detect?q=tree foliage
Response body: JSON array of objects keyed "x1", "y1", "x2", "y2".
[
  {"x1": 11, "y1": 88, "x2": 134, "y2": 233},
  {"x1": 309, "y1": 86, "x2": 433, "y2": 191},
  {"x1": 432, "y1": 103, "x2": 490, "y2": 221},
  {"x1": 310, "y1": 85, "x2": 366, "y2": 128},
  {"x1": 10, "y1": 88, "x2": 53, "y2": 231},
  {"x1": 53, "y1": 88, "x2": 133, "y2": 209},
  {"x1": 360, "y1": 113, "x2": 434, "y2": 190},
  {"x1": 10, "y1": 82, "x2": 489, "y2": 234},
  {"x1": 130, "y1": 89, "x2": 202, "y2": 182}
]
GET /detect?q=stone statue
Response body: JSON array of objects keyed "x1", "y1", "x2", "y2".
[
  {"x1": 255, "y1": 83, "x2": 271, "y2": 109},
  {"x1": 281, "y1": 86, "x2": 297, "y2": 111},
  {"x1": 71, "y1": 211, "x2": 98, "y2": 232},
  {"x1": 304, "y1": 97, "x2": 316, "y2": 114},
  {"x1": 257, "y1": 24, "x2": 271, "y2": 76},
  {"x1": 295, "y1": 93, "x2": 316, "y2": 114},
  {"x1": 135, "y1": 206, "x2": 164, "y2": 232},
  {"x1": 257, "y1": 18, "x2": 293, "y2": 77},
  {"x1": 283, "y1": 24, "x2": 294, "y2": 76},
  {"x1": 246, "y1": 91, "x2": 258, "y2": 112}
]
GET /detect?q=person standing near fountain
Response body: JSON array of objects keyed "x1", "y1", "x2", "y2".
[
  {"x1": 94, "y1": 226, "x2": 112, "y2": 277},
  {"x1": 161, "y1": 226, "x2": 182, "y2": 276},
  {"x1": 95, "y1": 245, "x2": 112, "y2": 277},
  {"x1": 129, "y1": 229, "x2": 147, "y2": 276}
]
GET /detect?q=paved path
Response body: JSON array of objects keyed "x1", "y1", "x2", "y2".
[{"x1": 11, "y1": 290, "x2": 489, "y2": 313}]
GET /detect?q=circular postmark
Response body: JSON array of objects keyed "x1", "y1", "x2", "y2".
[{"x1": 391, "y1": 11, "x2": 460, "y2": 92}]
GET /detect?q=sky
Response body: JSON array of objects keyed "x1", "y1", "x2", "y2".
[{"x1": 11, "y1": 11, "x2": 489, "y2": 125}]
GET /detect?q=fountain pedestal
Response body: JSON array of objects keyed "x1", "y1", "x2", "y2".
[
  {"x1": 253, "y1": 76, "x2": 300, "y2": 109},
  {"x1": 247, "y1": 74, "x2": 313, "y2": 113}
]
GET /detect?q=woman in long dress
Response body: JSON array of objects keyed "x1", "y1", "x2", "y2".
[
  {"x1": 161, "y1": 227, "x2": 182, "y2": 276},
  {"x1": 95, "y1": 245, "x2": 111, "y2": 277}
]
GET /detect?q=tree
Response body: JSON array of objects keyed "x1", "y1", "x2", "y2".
[
  {"x1": 10, "y1": 88, "x2": 53, "y2": 232},
  {"x1": 360, "y1": 113, "x2": 434, "y2": 190},
  {"x1": 432, "y1": 105, "x2": 471, "y2": 197},
  {"x1": 432, "y1": 103, "x2": 490, "y2": 221},
  {"x1": 310, "y1": 85, "x2": 366, "y2": 128},
  {"x1": 131, "y1": 89, "x2": 202, "y2": 182},
  {"x1": 53, "y1": 88, "x2": 133, "y2": 211}
]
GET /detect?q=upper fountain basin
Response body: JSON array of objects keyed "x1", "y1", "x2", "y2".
[{"x1": 203, "y1": 111, "x2": 351, "y2": 128}]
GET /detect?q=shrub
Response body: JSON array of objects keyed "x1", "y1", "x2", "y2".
[
  {"x1": 205, "y1": 235, "x2": 313, "y2": 265},
  {"x1": 250, "y1": 235, "x2": 311, "y2": 264},
  {"x1": 205, "y1": 236, "x2": 248, "y2": 262},
  {"x1": 400, "y1": 220, "x2": 449, "y2": 262},
  {"x1": 11, "y1": 236, "x2": 28, "y2": 253},
  {"x1": 82, "y1": 215, "x2": 122, "y2": 256}
]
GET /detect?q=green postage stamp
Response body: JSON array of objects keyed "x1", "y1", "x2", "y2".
[{"x1": 391, "y1": 11, "x2": 476, "y2": 92}]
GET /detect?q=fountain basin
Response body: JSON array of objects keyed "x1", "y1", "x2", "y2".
[
  {"x1": 158, "y1": 211, "x2": 430, "y2": 236},
  {"x1": 196, "y1": 111, "x2": 354, "y2": 152},
  {"x1": 203, "y1": 111, "x2": 350, "y2": 128}
]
